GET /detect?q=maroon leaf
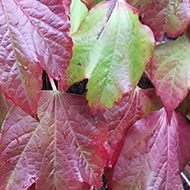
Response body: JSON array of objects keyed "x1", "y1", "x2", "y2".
[
  {"x1": 0, "y1": 0, "x2": 72, "y2": 116},
  {"x1": 0, "y1": 91, "x2": 107, "y2": 190},
  {"x1": 127, "y1": 0, "x2": 190, "y2": 40},
  {"x1": 109, "y1": 108, "x2": 190, "y2": 190},
  {"x1": 151, "y1": 31, "x2": 190, "y2": 119},
  {"x1": 104, "y1": 87, "x2": 162, "y2": 167}
]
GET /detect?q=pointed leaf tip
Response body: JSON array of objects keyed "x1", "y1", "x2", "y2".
[{"x1": 104, "y1": 87, "x2": 162, "y2": 167}]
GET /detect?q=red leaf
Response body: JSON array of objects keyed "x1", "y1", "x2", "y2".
[
  {"x1": 104, "y1": 87, "x2": 162, "y2": 167},
  {"x1": 0, "y1": 91, "x2": 107, "y2": 190},
  {"x1": 151, "y1": 31, "x2": 190, "y2": 119},
  {"x1": 0, "y1": 0, "x2": 72, "y2": 116},
  {"x1": 109, "y1": 108, "x2": 190, "y2": 190}
]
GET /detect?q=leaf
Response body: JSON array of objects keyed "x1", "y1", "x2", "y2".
[
  {"x1": 109, "y1": 108, "x2": 190, "y2": 190},
  {"x1": 151, "y1": 31, "x2": 190, "y2": 119},
  {"x1": 67, "y1": 0, "x2": 154, "y2": 112},
  {"x1": 0, "y1": 0, "x2": 72, "y2": 116},
  {"x1": 127, "y1": 0, "x2": 190, "y2": 40},
  {"x1": 0, "y1": 92, "x2": 12, "y2": 130},
  {"x1": 70, "y1": 0, "x2": 88, "y2": 34},
  {"x1": 176, "y1": 92, "x2": 190, "y2": 118},
  {"x1": 81, "y1": 0, "x2": 96, "y2": 9},
  {"x1": 104, "y1": 87, "x2": 162, "y2": 167},
  {"x1": 80, "y1": 0, "x2": 104, "y2": 9},
  {"x1": 0, "y1": 91, "x2": 107, "y2": 190}
]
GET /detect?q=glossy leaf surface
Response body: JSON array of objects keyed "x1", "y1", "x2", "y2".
[
  {"x1": 0, "y1": 91, "x2": 107, "y2": 190},
  {"x1": 104, "y1": 87, "x2": 162, "y2": 167},
  {"x1": 151, "y1": 31, "x2": 190, "y2": 118},
  {"x1": 127, "y1": 0, "x2": 190, "y2": 40},
  {"x1": 67, "y1": 0, "x2": 154, "y2": 112},
  {"x1": 0, "y1": 0, "x2": 72, "y2": 116},
  {"x1": 109, "y1": 108, "x2": 190, "y2": 190}
]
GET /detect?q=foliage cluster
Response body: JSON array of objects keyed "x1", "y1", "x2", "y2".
[{"x1": 1, "y1": 0, "x2": 190, "y2": 189}]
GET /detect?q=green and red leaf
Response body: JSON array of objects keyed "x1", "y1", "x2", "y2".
[
  {"x1": 67, "y1": 0, "x2": 154, "y2": 112},
  {"x1": 127, "y1": 0, "x2": 190, "y2": 40},
  {"x1": 151, "y1": 30, "x2": 190, "y2": 118}
]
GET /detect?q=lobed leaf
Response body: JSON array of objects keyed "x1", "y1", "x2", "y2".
[
  {"x1": 67, "y1": 0, "x2": 154, "y2": 112},
  {"x1": 0, "y1": 91, "x2": 107, "y2": 190},
  {"x1": 127, "y1": 0, "x2": 190, "y2": 41},
  {"x1": 109, "y1": 108, "x2": 190, "y2": 190},
  {"x1": 151, "y1": 31, "x2": 190, "y2": 119},
  {"x1": 0, "y1": 0, "x2": 72, "y2": 116},
  {"x1": 104, "y1": 87, "x2": 162, "y2": 167}
]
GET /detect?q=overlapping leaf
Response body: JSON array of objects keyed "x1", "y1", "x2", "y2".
[
  {"x1": 0, "y1": 91, "x2": 107, "y2": 190},
  {"x1": 127, "y1": 0, "x2": 190, "y2": 40},
  {"x1": 80, "y1": 0, "x2": 103, "y2": 9},
  {"x1": 0, "y1": 0, "x2": 72, "y2": 116},
  {"x1": 176, "y1": 92, "x2": 190, "y2": 118},
  {"x1": 151, "y1": 30, "x2": 190, "y2": 118},
  {"x1": 109, "y1": 108, "x2": 190, "y2": 190},
  {"x1": 70, "y1": 0, "x2": 88, "y2": 34},
  {"x1": 67, "y1": 0, "x2": 154, "y2": 112},
  {"x1": 104, "y1": 87, "x2": 162, "y2": 167}
]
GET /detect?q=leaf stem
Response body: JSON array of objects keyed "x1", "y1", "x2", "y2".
[
  {"x1": 181, "y1": 172, "x2": 190, "y2": 187},
  {"x1": 48, "y1": 75, "x2": 57, "y2": 91}
]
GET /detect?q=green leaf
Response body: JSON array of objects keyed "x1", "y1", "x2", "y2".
[
  {"x1": 67, "y1": 0, "x2": 154, "y2": 112},
  {"x1": 70, "y1": 0, "x2": 88, "y2": 34}
]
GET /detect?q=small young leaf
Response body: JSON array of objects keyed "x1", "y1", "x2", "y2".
[
  {"x1": 109, "y1": 108, "x2": 190, "y2": 190},
  {"x1": 104, "y1": 87, "x2": 162, "y2": 167},
  {"x1": 151, "y1": 31, "x2": 190, "y2": 119},
  {"x1": 0, "y1": 91, "x2": 107, "y2": 190},
  {"x1": 67, "y1": 0, "x2": 154, "y2": 112},
  {"x1": 0, "y1": 0, "x2": 72, "y2": 116},
  {"x1": 127, "y1": 0, "x2": 190, "y2": 40}
]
